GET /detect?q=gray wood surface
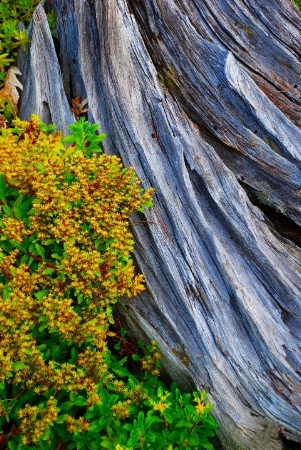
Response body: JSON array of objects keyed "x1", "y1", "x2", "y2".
[{"x1": 18, "y1": 1, "x2": 301, "y2": 448}]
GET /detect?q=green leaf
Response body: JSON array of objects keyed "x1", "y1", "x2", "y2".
[
  {"x1": 166, "y1": 430, "x2": 180, "y2": 442},
  {"x1": 35, "y1": 243, "x2": 45, "y2": 260},
  {"x1": 12, "y1": 361, "x2": 25, "y2": 370},
  {"x1": 43, "y1": 267, "x2": 54, "y2": 275},
  {"x1": 176, "y1": 420, "x2": 192, "y2": 428},
  {"x1": 27, "y1": 256, "x2": 35, "y2": 267},
  {"x1": 0, "y1": 181, "x2": 7, "y2": 204},
  {"x1": 180, "y1": 429, "x2": 189, "y2": 442},
  {"x1": 163, "y1": 412, "x2": 173, "y2": 424},
  {"x1": 89, "y1": 417, "x2": 108, "y2": 433},
  {"x1": 2, "y1": 205, "x2": 14, "y2": 218},
  {"x1": 70, "y1": 347, "x2": 78, "y2": 363},
  {"x1": 39, "y1": 122, "x2": 56, "y2": 132},
  {"x1": 13, "y1": 195, "x2": 24, "y2": 219},
  {"x1": 20, "y1": 197, "x2": 33, "y2": 215},
  {"x1": 153, "y1": 436, "x2": 168, "y2": 448},
  {"x1": 144, "y1": 431, "x2": 156, "y2": 442},
  {"x1": 55, "y1": 425, "x2": 69, "y2": 439},
  {"x1": 100, "y1": 441, "x2": 114, "y2": 449},
  {"x1": 127, "y1": 431, "x2": 140, "y2": 447},
  {"x1": 114, "y1": 341, "x2": 121, "y2": 351},
  {"x1": 10, "y1": 240, "x2": 26, "y2": 251},
  {"x1": 51, "y1": 253, "x2": 61, "y2": 259},
  {"x1": 43, "y1": 239, "x2": 54, "y2": 245},
  {"x1": 74, "y1": 396, "x2": 86, "y2": 406},
  {"x1": 36, "y1": 162, "x2": 45, "y2": 172},
  {"x1": 3, "y1": 286, "x2": 10, "y2": 300},
  {"x1": 88, "y1": 437, "x2": 103, "y2": 450},
  {"x1": 20, "y1": 254, "x2": 28, "y2": 265},
  {"x1": 76, "y1": 439, "x2": 86, "y2": 450},
  {"x1": 137, "y1": 411, "x2": 144, "y2": 426},
  {"x1": 55, "y1": 414, "x2": 68, "y2": 424},
  {"x1": 64, "y1": 135, "x2": 76, "y2": 144},
  {"x1": 162, "y1": 429, "x2": 169, "y2": 439},
  {"x1": 0, "y1": 174, "x2": 6, "y2": 193},
  {"x1": 189, "y1": 433, "x2": 199, "y2": 446},
  {"x1": 35, "y1": 290, "x2": 48, "y2": 300},
  {"x1": 198, "y1": 437, "x2": 214, "y2": 450},
  {"x1": 112, "y1": 367, "x2": 131, "y2": 378},
  {"x1": 52, "y1": 346, "x2": 61, "y2": 360},
  {"x1": 60, "y1": 401, "x2": 73, "y2": 411}
]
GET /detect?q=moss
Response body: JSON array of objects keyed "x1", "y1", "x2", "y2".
[
  {"x1": 158, "y1": 65, "x2": 179, "y2": 93},
  {"x1": 262, "y1": 136, "x2": 282, "y2": 155},
  {"x1": 171, "y1": 347, "x2": 192, "y2": 368},
  {"x1": 244, "y1": 26, "x2": 256, "y2": 36}
]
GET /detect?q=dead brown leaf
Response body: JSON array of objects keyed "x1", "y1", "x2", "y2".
[
  {"x1": 0, "y1": 66, "x2": 23, "y2": 116},
  {"x1": 70, "y1": 96, "x2": 88, "y2": 120},
  {"x1": 0, "y1": 114, "x2": 8, "y2": 129}
]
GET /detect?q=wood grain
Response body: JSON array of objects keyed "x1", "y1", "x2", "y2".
[{"x1": 18, "y1": 1, "x2": 301, "y2": 448}]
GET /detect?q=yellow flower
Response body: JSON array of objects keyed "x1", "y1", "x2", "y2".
[
  {"x1": 151, "y1": 400, "x2": 170, "y2": 413},
  {"x1": 194, "y1": 393, "x2": 212, "y2": 415},
  {"x1": 195, "y1": 397, "x2": 206, "y2": 414},
  {"x1": 0, "y1": 115, "x2": 154, "y2": 445}
]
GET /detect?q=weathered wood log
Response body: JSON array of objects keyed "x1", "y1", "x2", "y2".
[{"x1": 18, "y1": 1, "x2": 301, "y2": 448}]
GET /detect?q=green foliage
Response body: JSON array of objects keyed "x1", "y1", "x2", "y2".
[
  {"x1": 292, "y1": 0, "x2": 301, "y2": 9},
  {"x1": 0, "y1": 116, "x2": 217, "y2": 448},
  {"x1": 0, "y1": 0, "x2": 57, "y2": 88},
  {"x1": 0, "y1": 97, "x2": 15, "y2": 123},
  {"x1": 65, "y1": 118, "x2": 107, "y2": 157}
]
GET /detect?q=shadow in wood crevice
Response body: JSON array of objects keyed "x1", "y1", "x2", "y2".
[
  {"x1": 40, "y1": 101, "x2": 52, "y2": 126},
  {"x1": 240, "y1": 181, "x2": 301, "y2": 248},
  {"x1": 279, "y1": 427, "x2": 301, "y2": 449}
]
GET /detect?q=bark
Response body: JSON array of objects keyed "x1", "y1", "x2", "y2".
[{"x1": 17, "y1": 1, "x2": 301, "y2": 448}]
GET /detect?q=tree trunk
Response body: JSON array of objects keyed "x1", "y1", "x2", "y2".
[{"x1": 18, "y1": 1, "x2": 301, "y2": 448}]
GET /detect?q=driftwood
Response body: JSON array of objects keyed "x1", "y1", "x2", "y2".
[{"x1": 17, "y1": 1, "x2": 301, "y2": 449}]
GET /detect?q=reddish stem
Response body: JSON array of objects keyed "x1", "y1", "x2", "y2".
[
  {"x1": 189, "y1": 414, "x2": 200, "y2": 435},
  {"x1": 26, "y1": 252, "x2": 58, "y2": 269},
  {"x1": 162, "y1": 414, "x2": 168, "y2": 430},
  {"x1": 48, "y1": 159, "x2": 61, "y2": 168},
  {"x1": 106, "y1": 333, "x2": 135, "y2": 355},
  {"x1": 4, "y1": 176, "x2": 20, "y2": 190},
  {"x1": 4, "y1": 175, "x2": 36, "y2": 197},
  {"x1": 1, "y1": 272, "x2": 13, "y2": 282}
]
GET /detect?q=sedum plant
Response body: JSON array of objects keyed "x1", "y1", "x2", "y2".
[
  {"x1": 0, "y1": 0, "x2": 57, "y2": 124},
  {"x1": 0, "y1": 0, "x2": 57, "y2": 87},
  {"x1": 0, "y1": 116, "x2": 217, "y2": 448},
  {"x1": 0, "y1": 0, "x2": 38, "y2": 85}
]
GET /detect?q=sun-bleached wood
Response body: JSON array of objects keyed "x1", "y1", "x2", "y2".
[{"x1": 18, "y1": 1, "x2": 301, "y2": 448}]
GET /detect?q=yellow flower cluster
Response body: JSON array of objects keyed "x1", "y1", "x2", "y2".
[
  {"x1": 67, "y1": 415, "x2": 90, "y2": 433},
  {"x1": 0, "y1": 116, "x2": 154, "y2": 444},
  {"x1": 111, "y1": 400, "x2": 132, "y2": 420},
  {"x1": 150, "y1": 389, "x2": 171, "y2": 413},
  {"x1": 0, "y1": 115, "x2": 153, "y2": 306},
  {"x1": 194, "y1": 392, "x2": 213, "y2": 416},
  {"x1": 18, "y1": 397, "x2": 58, "y2": 445},
  {"x1": 110, "y1": 380, "x2": 148, "y2": 404},
  {"x1": 141, "y1": 340, "x2": 161, "y2": 376},
  {"x1": 115, "y1": 445, "x2": 130, "y2": 450},
  {"x1": 0, "y1": 217, "x2": 26, "y2": 243}
]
